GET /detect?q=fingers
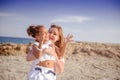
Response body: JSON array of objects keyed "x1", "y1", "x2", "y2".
[
  {"x1": 66, "y1": 33, "x2": 71, "y2": 39},
  {"x1": 39, "y1": 35, "x2": 44, "y2": 43},
  {"x1": 32, "y1": 45, "x2": 37, "y2": 50},
  {"x1": 66, "y1": 33, "x2": 73, "y2": 39},
  {"x1": 49, "y1": 43, "x2": 53, "y2": 48},
  {"x1": 43, "y1": 48, "x2": 55, "y2": 56},
  {"x1": 69, "y1": 34, "x2": 73, "y2": 39},
  {"x1": 70, "y1": 34, "x2": 73, "y2": 39},
  {"x1": 66, "y1": 33, "x2": 73, "y2": 42}
]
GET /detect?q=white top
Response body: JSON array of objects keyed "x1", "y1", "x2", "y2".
[{"x1": 32, "y1": 41, "x2": 55, "y2": 65}]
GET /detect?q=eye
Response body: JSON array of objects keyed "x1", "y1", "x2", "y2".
[
  {"x1": 49, "y1": 31, "x2": 51, "y2": 33},
  {"x1": 54, "y1": 33, "x2": 57, "y2": 35}
]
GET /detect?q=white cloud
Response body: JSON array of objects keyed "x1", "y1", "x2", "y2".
[
  {"x1": 51, "y1": 16, "x2": 93, "y2": 23},
  {"x1": 0, "y1": 12, "x2": 12, "y2": 17}
]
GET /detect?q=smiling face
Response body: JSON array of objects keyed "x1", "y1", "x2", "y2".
[
  {"x1": 49, "y1": 27, "x2": 60, "y2": 43},
  {"x1": 48, "y1": 25, "x2": 65, "y2": 58},
  {"x1": 48, "y1": 25, "x2": 64, "y2": 49}
]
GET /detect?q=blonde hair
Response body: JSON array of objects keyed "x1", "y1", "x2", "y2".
[{"x1": 50, "y1": 24, "x2": 64, "y2": 58}]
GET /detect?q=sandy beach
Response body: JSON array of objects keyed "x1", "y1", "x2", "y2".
[{"x1": 0, "y1": 42, "x2": 120, "y2": 80}]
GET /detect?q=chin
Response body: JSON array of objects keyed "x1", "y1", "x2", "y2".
[{"x1": 50, "y1": 39, "x2": 53, "y2": 41}]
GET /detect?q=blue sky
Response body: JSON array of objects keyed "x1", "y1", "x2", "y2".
[{"x1": 0, "y1": 0, "x2": 120, "y2": 43}]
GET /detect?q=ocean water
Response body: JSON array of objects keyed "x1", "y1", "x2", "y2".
[{"x1": 0, "y1": 36, "x2": 34, "y2": 44}]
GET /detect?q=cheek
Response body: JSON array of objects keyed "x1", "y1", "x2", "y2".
[
  {"x1": 49, "y1": 35, "x2": 55, "y2": 42},
  {"x1": 45, "y1": 34, "x2": 49, "y2": 40},
  {"x1": 49, "y1": 34, "x2": 52, "y2": 39},
  {"x1": 44, "y1": 34, "x2": 47, "y2": 38},
  {"x1": 54, "y1": 36, "x2": 59, "y2": 42},
  {"x1": 35, "y1": 37, "x2": 40, "y2": 41}
]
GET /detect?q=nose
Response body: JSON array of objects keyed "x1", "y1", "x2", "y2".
[
  {"x1": 49, "y1": 33, "x2": 54, "y2": 38},
  {"x1": 50, "y1": 33, "x2": 53, "y2": 36}
]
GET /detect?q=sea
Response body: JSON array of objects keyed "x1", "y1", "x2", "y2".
[{"x1": 0, "y1": 36, "x2": 34, "y2": 44}]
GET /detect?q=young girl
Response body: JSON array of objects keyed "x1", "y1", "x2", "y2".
[{"x1": 26, "y1": 25, "x2": 58, "y2": 80}]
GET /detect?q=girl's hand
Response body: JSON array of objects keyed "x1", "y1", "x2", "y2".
[
  {"x1": 32, "y1": 45, "x2": 41, "y2": 58},
  {"x1": 43, "y1": 44, "x2": 57, "y2": 57},
  {"x1": 38, "y1": 35, "x2": 44, "y2": 48}
]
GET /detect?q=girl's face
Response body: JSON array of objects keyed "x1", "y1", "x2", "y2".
[
  {"x1": 49, "y1": 28, "x2": 59, "y2": 43},
  {"x1": 35, "y1": 27, "x2": 49, "y2": 42},
  {"x1": 41, "y1": 27, "x2": 49, "y2": 41},
  {"x1": 35, "y1": 34, "x2": 41, "y2": 42}
]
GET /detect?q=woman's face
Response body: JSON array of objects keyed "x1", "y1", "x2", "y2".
[{"x1": 49, "y1": 28, "x2": 59, "y2": 43}]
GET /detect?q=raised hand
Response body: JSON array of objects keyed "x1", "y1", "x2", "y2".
[{"x1": 65, "y1": 33, "x2": 74, "y2": 44}]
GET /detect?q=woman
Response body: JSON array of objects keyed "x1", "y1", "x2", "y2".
[{"x1": 48, "y1": 24, "x2": 73, "y2": 73}]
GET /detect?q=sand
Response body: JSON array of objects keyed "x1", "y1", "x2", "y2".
[{"x1": 0, "y1": 42, "x2": 120, "y2": 80}]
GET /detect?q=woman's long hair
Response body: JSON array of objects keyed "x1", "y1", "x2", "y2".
[{"x1": 50, "y1": 24, "x2": 64, "y2": 58}]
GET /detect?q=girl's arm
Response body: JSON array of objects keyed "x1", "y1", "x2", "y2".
[
  {"x1": 26, "y1": 44, "x2": 42, "y2": 61},
  {"x1": 26, "y1": 46, "x2": 36, "y2": 61}
]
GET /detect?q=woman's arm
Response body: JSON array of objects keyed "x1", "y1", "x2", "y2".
[
  {"x1": 54, "y1": 54, "x2": 64, "y2": 74},
  {"x1": 55, "y1": 34, "x2": 73, "y2": 73},
  {"x1": 59, "y1": 34, "x2": 73, "y2": 57},
  {"x1": 51, "y1": 45, "x2": 65, "y2": 74}
]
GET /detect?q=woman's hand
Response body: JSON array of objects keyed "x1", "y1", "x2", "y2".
[{"x1": 65, "y1": 33, "x2": 73, "y2": 44}]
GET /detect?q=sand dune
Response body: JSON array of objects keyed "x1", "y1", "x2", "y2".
[{"x1": 0, "y1": 42, "x2": 120, "y2": 80}]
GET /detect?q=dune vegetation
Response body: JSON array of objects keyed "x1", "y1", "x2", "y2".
[{"x1": 0, "y1": 42, "x2": 120, "y2": 80}]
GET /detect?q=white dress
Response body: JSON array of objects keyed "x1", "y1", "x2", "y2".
[{"x1": 27, "y1": 41, "x2": 56, "y2": 80}]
